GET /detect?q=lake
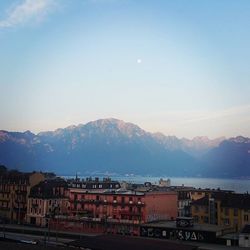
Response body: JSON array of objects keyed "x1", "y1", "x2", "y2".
[{"x1": 62, "y1": 175, "x2": 250, "y2": 193}]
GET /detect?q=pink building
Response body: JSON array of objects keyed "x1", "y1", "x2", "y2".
[{"x1": 51, "y1": 188, "x2": 177, "y2": 235}]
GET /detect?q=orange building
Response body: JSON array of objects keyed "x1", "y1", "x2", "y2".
[{"x1": 0, "y1": 170, "x2": 44, "y2": 223}]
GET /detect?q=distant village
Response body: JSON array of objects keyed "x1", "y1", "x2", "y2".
[{"x1": 0, "y1": 165, "x2": 250, "y2": 248}]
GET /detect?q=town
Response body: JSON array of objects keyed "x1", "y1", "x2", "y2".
[{"x1": 0, "y1": 165, "x2": 250, "y2": 249}]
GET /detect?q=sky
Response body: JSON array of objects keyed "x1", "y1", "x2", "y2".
[{"x1": 0, "y1": 0, "x2": 250, "y2": 139}]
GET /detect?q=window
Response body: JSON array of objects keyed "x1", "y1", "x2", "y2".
[
  {"x1": 121, "y1": 197, "x2": 125, "y2": 208},
  {"x1": 233, "y1": 208, "x2": 238, "y2": 216},
  {"x1": 205, "y1": 206, "x2": 208, "y2": 213},
  {"x1": 244, "y1": 214, "x2": 249, "y2": 221},
  {"x1": 204, "y1": 216, "x2": 209, "y2": 223},
  {"x1": 224, "y1": 208, "x2": 229, "y2": 216},
  {"x1": 224, "y1": 218, "x2": 230, "y2": 225},
  {"x1": 194, "y1": 216, "x2": 199, "y2": 223}
]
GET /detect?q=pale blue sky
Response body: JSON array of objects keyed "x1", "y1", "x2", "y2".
[{"x1": 0, "y1": 0, "x2": 250, "y2": 138}]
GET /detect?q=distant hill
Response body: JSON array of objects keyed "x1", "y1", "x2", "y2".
[
  {"x1": 0, "y1": 118, "x2": 249, "y2": 177},
  {"x1": 200, "y1": 136, "x2": 250, "y2": 178}
]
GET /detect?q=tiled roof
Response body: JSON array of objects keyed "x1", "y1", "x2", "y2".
[
  {"x1": 0, "y1": 170, "x2": 31, "y2": 184},
  {"x1": 29, "y1": 177, "x2": 67, "y2": 199},
  {"x1": 213, "y1": 193, "x2": 250, "y2": 209},
  {"x1": 192, "y1": 193, "x2": 250, "y2": 210},
  {"x1": 191, "y1": 196, "x2": 209, "y2": 206}
]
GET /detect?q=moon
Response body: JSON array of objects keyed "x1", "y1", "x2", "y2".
[{"x1": 137, "y1": 58, "x2": 142, "y2": 64}]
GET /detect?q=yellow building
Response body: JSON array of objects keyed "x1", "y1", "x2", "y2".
[
  {"x1": 191, "y1": 193, "x2": 250, "y2": 232},
  {"x1": 26, "y1": 178, "x2": 69, "y2": 227},
  {"x1": 0, "y1": 170, "x2": 44, "y2": 223}
]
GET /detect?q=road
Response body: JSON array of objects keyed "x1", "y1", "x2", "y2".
[{"x1": 0, "y1": 231, "x2": 73, "y2": 247}]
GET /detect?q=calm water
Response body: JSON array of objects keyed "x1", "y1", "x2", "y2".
[{"x1": 63, "y1": 175, "x2": 250, "y2": 193}]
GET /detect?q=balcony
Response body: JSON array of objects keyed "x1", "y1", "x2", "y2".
[
  {"x1": 71, "y1": 199, "x2": 145, "y2": 207},
  {"x1": 15, "y1": 190, "x2": 27, "y2": 195},
  {"x1": 15, "y1": 199, "x2": 26, "y2": 204},
  {"x1": 13, "y1": 207, "x2": 26, "y2": 212},
  {"x1": 120, "y1": 210, "x2": 141, "y2": 216}
]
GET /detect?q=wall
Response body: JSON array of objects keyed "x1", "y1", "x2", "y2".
[{"x1": 144, "y1": 192, "x2": 177, "y2": 222}]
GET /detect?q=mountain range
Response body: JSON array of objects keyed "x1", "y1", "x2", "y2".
[{"x1": 0, "y1": 118, "x2": 249, "y2": 178}]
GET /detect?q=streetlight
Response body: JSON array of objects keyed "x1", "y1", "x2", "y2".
[
  {"x1": 0, "y1": 217, "x2": 6, "y2": 238},
  {"x1": 45, "y1": 213, "x2": 51, "y2": 245}
]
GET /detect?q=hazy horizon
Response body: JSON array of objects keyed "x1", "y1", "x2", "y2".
[{"x1": 0, "y1": 0, "x2": 250, "y2": 138}]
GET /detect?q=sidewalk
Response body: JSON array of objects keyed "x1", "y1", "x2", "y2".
[{"x1": 186, "y1": 241, "x2": 242, "y2": 250}]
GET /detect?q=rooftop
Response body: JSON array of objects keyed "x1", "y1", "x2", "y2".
[
  {"x1": 192, "y1": 193, "x2": 250, "y2": 209},
  {"x1": 69, "y1": 188, "x2": 145, "y2": 196},
  {"x1": 29, "y1": 177, "x2": 67, "y2": 199}
]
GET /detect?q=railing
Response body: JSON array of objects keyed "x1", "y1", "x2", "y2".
[
  {"x1": 120, "y1": 210, "x2": 141, "y2": 216},
  {"x1": 53, "y1": 215, "x2": 142, "y2": 225},
  {"x1": 72, "y1": 199, "x2": 145, "y2": 206}
]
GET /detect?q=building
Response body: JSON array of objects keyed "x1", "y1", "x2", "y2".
[
  {"x1": 172, "y1": 186, "x2": 194, "y2": 217},
  {"x1": 140, "y1": 220, "x2": 234, "y2": 244},
  {"x1": 191, "y1": 192, "x2": 250, "y2": 232},
  {"x1": 68, "y1": 189, "x2": 177, "y2": 222},
  {"x1": 161, "y1": 186, "x2": 233, "y2": 218},
  {"x1": 0, "y1": 170, "x2": 44, "y2": 223},
  {"x1": 51, "y1": 188, "x2": 177, "y2": 235},
  {"x1": 239, "y1": 224, "x2": 250, "y2": 248},
  {"x1": 26, "y1": 177, "x2": 69, "y2": 226},
  {"x1": 158, "y1": 178, "x2": 171, "y2": 187},
  {"x1": 67, "y1": 177, "x2": 121, "y2": 190}
]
